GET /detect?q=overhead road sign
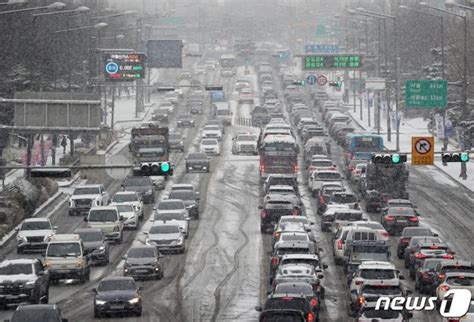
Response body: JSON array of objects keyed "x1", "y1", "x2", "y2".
[
  {"x1": 412, "y1": 136, "x2": 435, "y2": 165},
  {"x1": 365, "y1": 78, "x2": 386, "y2": 90},
  {"x1": 104, "y1": 52, "x2": 145, "y2": 81},
  {"x1": 405, "y1": 80, "x2": 447, "y2": 109},
  {"x1": 302, "y1": 54, "x2": 363, "y2": 70},
  {"x1": 304, "y1": 44, "x2": 339, "y2": 53},
  {"x1": 146, "y1": 40, "x2": 183, "y2": 68}
]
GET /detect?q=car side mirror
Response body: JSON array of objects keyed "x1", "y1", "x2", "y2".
[
  {"x1": 317, "y1": 274, "x2": 324, "y2": 279},
  {"x1": 323, "y1": 264, "x2": 328, "y2": 269},
  {"x1": 37, "y1": 271, "x2": 46, "y2": 276},
  {"x1": 255, "y1": 306, "x2": 262, "y2": 312},
  {"x1": 53, "y1": 226, "x2": 58, "y2": 230},
  {"x1": 158, "y1": 253, "x2": 164, "y2": 259},
  {"x1": 14, "y1": 227, "x2": 19, "y2": 232},
  {"x1": 120, "y1": 216, "x2": 125, "y2": 221},
  {"x1": 406, "y1": 290, "x2": 412, "y2": 296},
  {"x1": 92, "y1": 288, "x2": 97, "y2": 293},
  {"x1": 83, "y1": 217, "x2": 88, "y2": 222},
  {"x1": 122, "y1": 256, "x2": 127, "y2": 260},
  {"x1": 433, "y1": 233, "x2": 439, "y2": 237},
  {"x1": 266, "y1": 290, "x2": 272, "y2": 295},
  {"x1": 399, "y1": 275, "x2": 405, "y2": 280}
]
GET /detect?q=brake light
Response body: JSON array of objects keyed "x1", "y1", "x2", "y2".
[
  {"x1": 442, "y1": 254, "x2": 455, "y2": 259},
  {"x1": 261, "y1": 164, "x2": 266, "y2": 174},
  {"x1": 382, "y1": 231, "x2": 389, "y2": 237},
  {"x1": 271, "y1": 257, "x2": 278, "y2": 267},
  {"x1": 307, "y1": 312, "x2": 314, "y2": 322},
  {"x1": 273, "y1": 232, "x2": 281, "y2": 239},
  {"x1": 261, "y1": 210, "x2": 267, "y2": 220},
  {"x1": 294, "y1": 164, "x2": 298, "y2": 173},
  {"x1": 409, "y1": 216, "x2": 419, "y2": 223},
  {"x1": 358, "y1": 296, "x2": 365, "y2": 305},
  {"x1": 384, "y1": 215, "x2": 395, "y2": 221},
  {"x1": 438, "y1": 273, "x2": 445, "y2": 280},
  {"x1": 447, "y1": 319, "x2": 460, "y2": 322},
  {"x1": 400, "y1": 237, "x2": 410, "y2": 243},
  {"x1": 421, "y1": 272, "x2": 430, "y2": 279},
  {"x1": 319, "y1": 196, "x2": 325, "y2": 204},
  {"x1": 310, "y1": 298, "x2": 318, "y2": 308},
  {"x1": 337, "y1": 239, "x2": 343, "y2": 250},
  {"x1": 355, "y1": 280, "x2": 364, "y2": 285},
  {"x1": 440, "y1": 285, "x2": 450, "y2": 292},
  {"x1": 415, "y1": 253, "x2": 427, "y2": 259}
]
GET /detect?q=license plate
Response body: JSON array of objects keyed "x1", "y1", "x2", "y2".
[
  {"x1": 397, "y1": 218, "x2": 407, "y2": 222},
  {"x1": 136, "y1": 269, "x2": 148, "y2": 273},
  {"x1": 110, "y1": 305, "x2": 124, "y2": 310}
]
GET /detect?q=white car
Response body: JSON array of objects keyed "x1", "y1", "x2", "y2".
[
  {"x1": 152, "y1": 211, "x2": 190, "y2": 238},
  {"x1": 113, "y1": 203, "x2": 139, "y2": 229},
  {"x1": 155, "y1": 199, "x2": 188, "y2": 218},
  {"x1": 69, "y1": 184, "x2": 110, "y2": 216},
  {"x1": 195, "y1": 64, "x2": 207, "y2": 74},
  {"x1": 145, "y1": 221, "x2": 185, "y2": 253},
  {"x1": 200, "y1": 139, "x2": 220, "y2": 156},
  {"x1": 111, "y1": 191, "x2": 144, "y2": 219},
  {"x1": 202, "y1": 125, "x2": 222, "y2": 140},
  {"x1": 164, "y1": 91, "x2": 179, "y2": 104},
  {"x1": 436, "y1": 272, "x2": 474, "y2": 304},
  {"x1": 349, "y1": 261, "x2": 402, "y2": 299},
  {"x1": 232, "y1": 133, "x2": 258, "y2": 155},
  {"x1": 308, "y1": 170, "x2": 343, "y2": 197},
  {"x1": 16, "y1": 218, "x2": 57, "y2": 254},
  {"x1": 159, "y1": 101, "x2": 174, "y2": 114}
]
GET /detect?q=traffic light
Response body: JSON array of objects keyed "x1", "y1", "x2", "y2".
[
  {"x1": 371, "y1": 153, "x2": 407, "y2": 165},
  {"x1": 204, "y1": 86, "x2": 223, "y2": 91},
  {"x1": 329, "y1": 81, "x2": 343, "y2": 88},
  {"x1": 441, "y1": 152, "x2": 470, "y2": 163},
  {"x1": 133, "y1": 162, "x2": 173, "y2": 176},
  {"x1": 154, "y1": 87, "x2": 175, "y2": 93},
  {"x1": 292, "y1": 80, "x2": 305, "y2": 86},
  {"x1": 30, "y1": 168, "x2": 72, "y2": 178}
]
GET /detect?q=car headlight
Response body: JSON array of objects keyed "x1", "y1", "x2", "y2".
[
  {"x1": 146, "y1": 189, "x2": 153, "y2": 195},
  {"x1": 176, "y1": 237, "x2": 184, "y2": 245},
  {"x1": 69, "y1": 200, "x2": 74, "y2": 207},
  {"x1": 202, "y1": 166, "x2": 207, "y2": 169},
  {"x1": 95, "y1": 299, "x2": 107, "y2": 306},
  {"x1": 129, "y1": 297, "x2": 140, "y2": 304},
  {"x1": 98, "y1": 246, "x2": 105, "y2": 251},
  {"x1": 17, "y1": 234, "x2": 27, "y2": 241},
  {"x1": 75, "y1": 259, "x2": 84, "y2": 268},
  {"x1": 180, "y1": 141, "x2": 184, "y2": 145},
  {"x1": 25, "y1": 280, "x2": 36, "y2": 287},
  {"x1": 44, "y1": 261, "x2": 51, "y2": 269}
]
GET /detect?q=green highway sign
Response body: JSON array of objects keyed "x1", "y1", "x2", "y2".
[
  {"x1": 405, "y1": 80, "x2": 447, "y2": 109},
  {"x1": 303, "y1": 54, "x2": 363, "y2": 70}
]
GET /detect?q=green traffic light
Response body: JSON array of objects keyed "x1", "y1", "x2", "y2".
[
  {"x1": 160, "y1": 162, "x2": 170, "y2": 172},
  {"x1": 461, "y1": 152, "x2": 469, "y2": 162},
  {"x1": 391, "y1": 154, "x2": 400, "y2": 164}
]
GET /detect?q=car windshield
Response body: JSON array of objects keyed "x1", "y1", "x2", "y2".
[
  {"x1": 47, "y1": 243, "x2": 81, "y2": 257},
  {"x1": 310, "y1": 160, "x2": 332, "y2": 167},
  {"x1": 158, "y1": 201, "x2": 184, "y2": 210},
  {"x1": 403, "y1": 228, "x2": 433, "y2": 237},
  {"x1": 237, "y1": 135, "x2": 256, "y2": 141},
  {"x1": 357, "y1": 222, "x2": 384, "y2": 230},
  {"x1": 188, "y1": 153, "x2": 207, "y2": 160},
  {"x1": 335, "y1": 212, "x2": 363, "y2": 221},
  {"x1": 446, "y1": 276, "x2": 474, "y2": 286},
  {"x1": 116, "y1": 204, "x2": 135, "y2": 213},
  {"x1": 179, "y1": 115, "x2": 193, "y2": 120},
  {"x1": 275, "y1": 284, "x2": 313, "y2": 296},
  {"x1": 360, "y1": 269, "x2": 396, "y2": 279},
  {"x1": 0, "y1": 263, "x2": 33, "y2": 275},
  {"x1": 202, "y1": 140, "x2": 217, "y2": 146},
  {"x1": 280, "y1": 234, "x2": 307, "y2": 242},
  {"x1": 156, "y1": 212, "x2": 185, "y2": 221},
  {"x1": 128, "y1": 247, "x2": 156, "y2": 258},
  {"x1": 76, "y1": 231, "x2": 102, "y2": 242},
  {"x1": 98, "y1": 279, "x2": 136, "y2": 292},
  {"x1": 280, "y1": 218, "x2": 308, "y2": 225},
  {"x1": 205, "y1": 126, "x2": 219, "y2": 131},
  {"x1": 169, "y1": 134, "x2": 181, "y2": 140},
  {"x1": 217, "y1": 109, "x2": 230, "y2": 115},
  {"x1": 424, "y1": 259, "x2": 444, "y2": 269},
  {"x1": 11, "y1": 309, "x2": 61, "y2": 322},
  {"x1": 88, "y1": 210, "x2": 117, "y2": 222},
  {"x1": 276, "y1": 248, "x2": 310, "y2": 256},
  {"x1": 169, "y1": 191, "x2": 194, "y2": 201},
  {"x1": 389, "y1": 208, "x2": 415, "y2": 215},
  {"x1": 264, "y1": 297, "x2": 307, "y2": 311},
  {"x1": 149, "y1": 225, "x2": 180, "y2": 234},
  {"x1": 112, "y1": 194, "x2": 138, "y2": 203},
  {"x1": 330, "y1": 193, "x2": 357, "y2": 203},
  {"x1": 21, "y1": 221, "x2": 51, "y2": 230},
  {"x1": 268, "y1": 188, "x2": 294, "y2": 195},
  {"x1": 316, "y1": 172, "x2": 341, "y2": 180},
  {"x1": 73, "y1": 187, "x2": 100, "y2": 195},
  {"x1": 124, "y1": 177, "x2": 149, "y2": 186}
]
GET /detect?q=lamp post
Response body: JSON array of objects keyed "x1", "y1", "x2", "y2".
[
  {"x1": 0, "y1": 1, "x2": 65, "y2": 15},
  {"x1": 356, "y1": 8, "x2": 399, "y2": 151}
]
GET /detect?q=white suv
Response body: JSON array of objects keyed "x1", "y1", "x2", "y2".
[
  {"x1": 200, "y1": 139, "x2": 220, "y2": 156},
  {"x1": 349, "y1": 261, "x2": 402, "y2": 300},
  {"x1": 16, "y1": 218, "x2": 57, "y2": 254},
  {"x1": 69, "y1": 184, "x2": 110, "y2": 216}
]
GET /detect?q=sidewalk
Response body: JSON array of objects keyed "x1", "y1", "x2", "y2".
[{"x1": 342, "y1": 92, "x2": 473, "y2": 192}]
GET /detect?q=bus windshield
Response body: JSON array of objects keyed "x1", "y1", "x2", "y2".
[{"x1": 352, "y1": 135, "x2": 383, "y2": 152}]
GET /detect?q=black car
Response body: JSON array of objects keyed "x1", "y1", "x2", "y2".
[
  {"x1": 185, "y1": 152, "x2": 210, "y2": 173},
  {"x1": 272, "y1": 282, "x2": 321, "y2": 320},
  {"x1": 262, "y1": 174, "x2": 299, "y2": 196},
  {"x1": 168, "y1": 189, "x2": 200, "y2": 219},
  {"x1": 414, "y1": 258, "x2": 445, "y2": 294},
  {"x1": 169, "y1": 132, "x2": 185, "y2": 152},
  {"x1": 123, "y1": 245, "x2": 164, "y2": 280},
  {"x1": 74, "y1": 228, "x2": 109, "y2": 266},
  {"x1": 93, "y1": 277, "x2": 143, "y2": 318},
  {"x1": 396, "y1": 227, "x2": 437, "y2": 258},
  {"x1": 10, "y1": 304, "x2": 68, "y2": 322},
  {"x1": 122, "y1": 176, "x2": 155, "y2": 203},
  {"x1": 0, "y1": 259, "x2": 49, "y2": 307},
  {"x1": 256, "y1": 294, "x2": 315, "y2": 322},
  {"x1": 259, "y1": 199, "x2": 294, "y2": 233},
  {"x1": 186, "y1": 101, "x2": 203, "y2": 114},
  {"x1": 151, "y1": 108, "x2": 169, "y2": 123},
  {"x1": 177, "y1": 114, "x2": 195, "y2": 127}
]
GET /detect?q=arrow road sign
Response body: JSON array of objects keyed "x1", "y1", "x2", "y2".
[
  {"x1": 412, "y1": 136, "x2": 434, "y2": 165},
  {"x1": 415, "y1": 138, "x2": 431, "y2": 154},
  {"x1": 306, "y1": 74, "x2": 317, "y2": 85}
]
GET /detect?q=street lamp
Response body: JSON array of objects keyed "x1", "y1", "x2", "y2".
[
  {"x1": 0, "y1": 0, "x2": 27, "y2": 6},
  {"x1": 420, "y1": 1, "x2": 468, "y2": 120},
  {"x1": 0, "y1": 1, "x2": 65, "y2": 15},
  {"x1": 32, "y1": 5, "x2": 89, "y2": 17}
]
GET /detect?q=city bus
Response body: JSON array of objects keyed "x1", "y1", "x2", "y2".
[
  {"x1": 259, "y1": 134, "x2": 298, "y2": 181},
  {"x1": 344, "y1": 133, "x2": 384, "y2": 164}
]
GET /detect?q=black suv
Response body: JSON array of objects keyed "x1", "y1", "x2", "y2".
[
  {"x1": 185, "y1": 152, "x2": 210, "y2": 173},
  {"x1": 123, "y1": 245, "x2": 164, "y2": 280},
  {"x1": 168, "y1": 189, "x2": 200, "y2": 219},
  {"x1": 9, "y1": 304, "x2": 68, "y2": 322},
  {"x1": 177, "y1": 114, "x2": 195, "y2": 127},
  {"x1": 256, "y1": 294, "x2": 315, "y2": 322},
  {"x1": 0, "y1": 259, "x2": 49, "y2": 307},
  {"x1": 262, "y1": 174, "x2": 299, "y2": 196},
  {"x1": 74, "y1": 228, "x2": 110, "y2": 266},
  {"x1": 93, "y1": 276, "x2": 143, "y2": 318},
  {"x1": 259, "y1": 199, "x2": 294, "y2": 233}
]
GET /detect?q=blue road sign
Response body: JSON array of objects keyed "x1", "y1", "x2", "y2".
[
  {"x1": 304, "y1": 44, "x2": 339, "y2": 53},
  {"x1": 306, "y1": 74, "x2": 317, "y2": 85}
]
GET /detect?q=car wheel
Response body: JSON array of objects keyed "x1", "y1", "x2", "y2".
[
  {"x1": 41, "y1": 288, "x2": 49, "y2": 304},
  {"x1": 117, "y1": 234, "x2": 123, "y2": 244},
  {"x1": 135, "y1": 308, "x2": 142, "y2": 317},
  {"x1": 94, "y1": 308, "x2": 101, "y2": 319}
]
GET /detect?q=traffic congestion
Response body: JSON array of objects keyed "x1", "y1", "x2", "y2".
[{"x1": 0, "y1": 1, "x2": 473, "y2": 322}]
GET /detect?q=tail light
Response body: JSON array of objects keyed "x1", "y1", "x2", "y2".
[
  {"x1": 271, "y1": 256, "x2": 278, "y2": 267},
  {"x1": 310, "y1": 298, "x2": 318, "y2": 308},
  {"x1": 438, "y1": 273, "x2": 445, "y2": 280},
  {"x1": 319, "y1": 196, "x2": 325, "y2": 204},
  {"x1": 355, "y1": 280, "x2": 364, "y2": 285},
  {"x1": 415, "y1": 253, "x2": 427, "y2": 259},
  {"x1": 440, "y1": 285, "x2": 450, "y2": 292},
  {"x1": 400, "y1": 237, "x2": 410, "y2": 243},
  {"x1": 409, "y1": 216, "x2": 419, "y2": 223},
  {"x1": 447, "y1": 319, "x2": 460, "y2": 322},
  {"x1": 294, "y1": 164, "x2": 298, "y2": 173},
  {"x1": 261, "y1": 164, "x2": 266, "y2": 174},
  {"x1": 337, "y1": 239, "x2": 343, "y2": 250},
  {"x1": 261, "y1": 210, "x2": 267, "y2": 220},
  {"x1": 273, "y1": 232, "x2": 281, "y2": 239},
  {"x1": 382, "y1": 231, "x2": 389, "y2": 237},
  {"x1": 307, "y1": 312, "x2": 314, "y2": 322},
  {"x1": 442, "y1": 254, "x2": 455, "y2": 259},
  {"x1": 358, "y1": 296, "x2": 365, "y2": 305},
  {"x1": 113, "y1": 225, "x2": 120, "y2": 232},
  {"x1": 421, "y1": 272, "x2": 430, "y2": 279},
  {"x1": 384, "y1": 215, "x2": 395, "y2": 221}
]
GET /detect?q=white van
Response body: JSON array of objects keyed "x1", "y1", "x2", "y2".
[
  {"x1": 213, "y1": 102, "x2": 232, "y2": 125},
  {"x1": 44, "y1": 234, "x2": 91, "y2": 283},
  {"x1": 84, "y1": 206, "x2": 123, "y2": 243}
]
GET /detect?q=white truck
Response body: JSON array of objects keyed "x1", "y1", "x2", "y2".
[{"x1": 69, "y1": 184, "x2": 110, "y2": 216}]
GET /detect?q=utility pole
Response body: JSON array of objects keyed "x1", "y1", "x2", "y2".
[{"x1": 135, "y1": 18, "x2": 143, "y2": 118}]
